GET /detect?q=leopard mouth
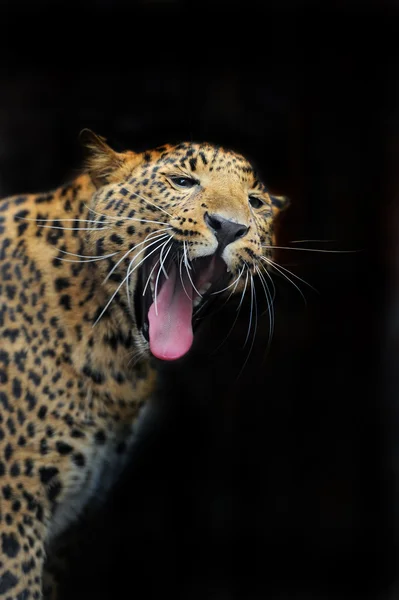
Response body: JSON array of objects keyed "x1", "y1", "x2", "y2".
[{"x1": 134, "y1": 243, "x2": 229, "y2": 361}]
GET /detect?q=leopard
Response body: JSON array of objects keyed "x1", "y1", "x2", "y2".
[{"x1": 0, "y1": 131, "x2": 288, "y2": 599}]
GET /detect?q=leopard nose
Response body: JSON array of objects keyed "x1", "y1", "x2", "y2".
[{"x1": 204, "y1": 212, "x2": 248, "y2": 250}]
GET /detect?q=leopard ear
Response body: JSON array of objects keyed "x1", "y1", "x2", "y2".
[
  {"x1": 80, "y1": 129, "x2": 139, "y2": 188},
  {"x1": 271, "y1": 194, "x2": 290, "y2": 217}
]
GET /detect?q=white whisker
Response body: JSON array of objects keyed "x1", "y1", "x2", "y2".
[
  {"x1": 210, "y1": 267, "x2": 244, "y2": 296},
  {"x1": 54, "y1": 255, "x2": 118, "y2": 264},
  {"x1": 261, "y1": 256, "x2": 318, "y2": 294},
  {"x1": 255, "y1": 265, "x2": 274, "y2": 315},
  {"x1": 262, "y1": 244, "x2": 357, "y2": 253},
  {"x1": 236, "y1": 268, "x2": 249, "y2": 314},
  {"x1": 103, "y1": 230, "x2": 170, "y2": 284},
  {"x1": 16, "y1": 216, "x2": 112, "y2": 225},
  {"x1": 143, "y1": 258, "x2": 160, "y2": 296},
  {"x1": 261, "y1": 256, "x2": 308, "y2": 304},
  {"x1": 159, "y1": 239, "x2": 172, "y2": 280},
  {"x1": 84, "y1": 203, "x2": 170, "y2": 226},
  {"x1": 256, "y1": 261, "x2": 276, "y2": 306},
  {"x1": 127, "y1": 347, "x2": 147, "y2": 368},
  {"x1": 289, "y1": 239, "x2": 338, "y2": 244},
  {"x1": 154, "y1": 240, "x2": 173, "y2": 316},
  {"x1": 54, "y1": 247, "x2": 121, "y2": 260},
  {"x1": 183, "y1": 242, "x2": 202, "y2": 298},
  {"x1": 192, "y1": 297, "x2": 208, "y2": 319},
  {"x1": 243, "y1": 267, "x2": 254, "y2": 348},
  {"x1": 35, "y1": 225, "x2": 110, "y2": 231},
  {"x1": 93, "y1": 237, "x2": 170, "y2": 327},
  {"x1": 126, "y1": 254, "x2": 137, "y2": 316},
  {"x1": 210, "y1": 266, "x2": 247, "y2": 355},
  {"x1": 255, "y1": 265, "x2": 274, "y2": 350},
  {"x1": 183, "y1": 241, "x2": 192, "y2": 270},
  {"x1": 125, "y1": 238, "x2": 172, "y2": 316},
  {"x1": 179, "y1": 254, "x2": 192, "y2": 301},
  {"x1": 237, "y1": 273, "x2": 258, "y2": 379},
  {"x1": 128, "y1": 190, "x2": 174, "y2": 218}
]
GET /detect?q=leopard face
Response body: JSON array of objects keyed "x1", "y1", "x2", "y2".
[{"x1": 84, "y1": 132, "x2": 289, "y2": 361}]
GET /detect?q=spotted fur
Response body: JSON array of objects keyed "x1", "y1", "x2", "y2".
[{"x1": 0, "y1": 132, "x2": 288, "y2": 598}]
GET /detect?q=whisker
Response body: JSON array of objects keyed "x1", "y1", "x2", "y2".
[
  {"x1": 16, "y1": 216, "x2": 112, "y2": 225},
  {"x1": 184, "y1": 242, "x2": 202, "y2": 298},
  {"x1": 126, "y1": 254, "x2": 137, "y2": 316},
  {"x1": 103, "y1": 230, "x2": 170, "y2": 284},
  {"x1": 225, "y1": 268, "x2": 246, "y2": 304},
  {"x1": 159, "y1": 240, "x2": 171, "y2": 280},
  {"x1": 289, "y1": 239, "x2": 338, "y2": 244},
  {"x1": 192, "y1": 267, "x2": 242, "y2": 320},
  {"x1": 154, "y1": 240, "x2": 173, "y2": 316},
  {"x1": 210, "y1": 267, "x2": 244, "y2": 296},
  {"x1": 192, "y1": 298, "x2": 209, "y2": 319},
  {"x1": 93, "y1": 237, "x2": 170, "y2": 327},
  {"x1": 261, "y1": 257, "x2": 308, "y2": 304},
  {"x1": 178, "y1": 253, "x2": 192, "y2": 301},
  {"x1": 54, "y1": 247, "x2": 121, "y2": 260},
  {"x1": 255, "y1": 265, "x2": 274, "y2": 351},
  {"x1": 35, "y1": 225, "x2": 110, "y2": 231},
  {"x1": 262, "y1": 244, "x2": 358, "y2": 254},
  {"x1": 243, "y1": 266, "x2": 254, "y2": 348},
  {"x1": 128, "y1": 237, "x2": 173, "y2": 310},
  {"x1": 261, "y1": 256, "x2": 318, "y2": 294},
  {"x1": 237, "y1": 273, "x2": 258, "y2": 380},
  {"x1": 159, "y1": 239, "x2": 172, "y2": 280},
  {"x1": 127, "y1": 346, "x2": 147, "y2": 368},
  {"x1": 237, "y1": 268, "x2": 249, "y2": 314},
  {"x1": 256, "y1": 261, "x2": 276, "y2": 305},
  {"x1": 143, "y1": 257, "x2": 160, "y2": 296},
  {"x1": 128, "y1": 190, "x2": 175, "y2": 219},
  {"x1": 126, "y1": 237, "x2": 172, "y2": 315},
  {"x1": 209, "y1": 266, "x2": 246, "y2": 354},
  {"x1": 54, "y1": 254, "x2": 119, "y2": 264},
  {"x1": 183, "y1": 241, "x2": 192, "y2": 270},
  {"x1": 84, "y1": 203, "x2": 170, "y2": 226},
  {"x1": 255, "y1": 265, "x2": 274, "y2": 315}
]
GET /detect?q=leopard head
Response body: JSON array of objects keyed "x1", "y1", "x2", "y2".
[{"x1": 83, "y1": 131, "x2": 289, "y2": 361}]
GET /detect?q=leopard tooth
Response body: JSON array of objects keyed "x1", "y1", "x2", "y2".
[
  {"x1": 193, "y1": 297, "x2": 202, "y2": 308},
  {"x1": 198, "y1": 282, "x2": 211, "y2": 295}
]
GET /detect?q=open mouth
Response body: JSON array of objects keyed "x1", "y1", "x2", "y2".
[{"x1": 134, "y1": 243, "x2": 230, "y2": 361}]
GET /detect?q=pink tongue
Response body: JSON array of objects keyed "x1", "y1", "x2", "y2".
[{"x1": 148, "y1": 263, "x2": 194, "y2": 361}]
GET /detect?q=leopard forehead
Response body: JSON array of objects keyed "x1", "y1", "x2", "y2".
[
  {"x1": 140, "y1": 142, "x2": 258, "y2": 178},
  {"x1": 109, "y1": 141, "x2": 266, "y2": 192}
]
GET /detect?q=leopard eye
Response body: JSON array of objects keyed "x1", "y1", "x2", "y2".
[
  {"x1": 170, "y1": 176, "x2": 197, "y2": 189},
  {"x1": 249, "y1": 195, "x2": 264, "y2": 209}
]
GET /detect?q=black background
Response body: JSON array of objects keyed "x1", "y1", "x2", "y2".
[{"x1": 1, "y1": 1, "x2": 398, "y2": 598}]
